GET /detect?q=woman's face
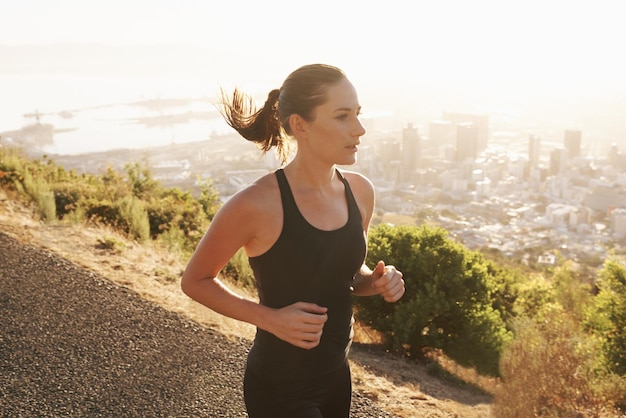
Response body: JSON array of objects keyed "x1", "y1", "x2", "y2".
[{"x1": 302, "y1": 78, "x2": 366, "y2": 166}]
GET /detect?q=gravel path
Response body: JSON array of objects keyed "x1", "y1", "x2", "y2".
[{"x1": 0, "y1": 232, "x2": 395, "y2": 417}]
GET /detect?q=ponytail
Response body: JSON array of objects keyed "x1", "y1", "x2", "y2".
[
  {"x1": 218, "y1": 64, "x2": 346, "y2": 165},
  {"x1": 218, "y1": 87, "x2": 291, "y2": 163}
]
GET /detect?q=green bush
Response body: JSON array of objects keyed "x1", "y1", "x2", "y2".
[
  {"x1": 156, "y1": 226, "x2": 187, "y2": 256},
  {"x1": 196, "y1": 176, "x2": 221, "y2": 220},
  {"x1": 84, "y1": 198, "x2": 118, "y2": 225},
  {"x1": 96, "y1": 235, "x2": 126, "y2": 254},
  {"x1": 51, "y1": 182, "x2": 80, "y2": 217},
  {"x1": 115, "y1": 196, "x2": 150, "y2": 242},
  {"x1": 510, "y1": 273, "x2": 556, "y2": 319},
  {"x1": 146, "y1": 189, "x2": 208, "y2": 253},
  {"x1": 587, "y1": 257, "x2": 626, "y2": 378},
  {"x1": 354, "y1": 224, "x2": 512, "y2": 376},
  {"x1": 82, "y1": 196, "x2": 150, "y2": 242},
  {"x1": 124, "y1": 160, "x2": 162, "y2": 200},
  {"x1": 221, "y1": 248, "x2": 255, "y2": 289},
  {"x1": 0, "y1": 150, "x2": 220, "y2": 254},
  {"x1": 21, "y1": 170, "x2": 56, "y2": 221}
]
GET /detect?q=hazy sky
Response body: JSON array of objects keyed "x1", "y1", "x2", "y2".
[
  {"x1": 1, "y1": 0, "x2": 624, "y2": 151},
  {"x1": 2, "y1": 0, "x2": 625, "y2": 91}
]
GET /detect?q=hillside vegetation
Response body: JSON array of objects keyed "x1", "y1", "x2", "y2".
[{"x1": 1, "y1": 146, "x2": 625, "y2": 417}]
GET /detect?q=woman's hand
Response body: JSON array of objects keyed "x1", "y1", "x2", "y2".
[
  {"x1": 265, "y1": 302, "x2": 328, "y2": 349},
  {"x1": 371, "y1": 261, "x2": 405, "y2": 302}
]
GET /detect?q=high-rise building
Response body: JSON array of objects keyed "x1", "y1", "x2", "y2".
[
  {"x1": 456, "y1": 122, "x2": 479, "y2": 162},
  {"x1": 549, "y1": 148, "x2": 568, "y2": 176},
  {"x1": 443, "y1": 111, "x2": 489, "y2": 151},
  {"x1": 428, "y1": 120, "x2": 455, "y2": 148},
  {"x1": 528, "y1": 134, "x2": 541, "y2": 167},
  {"x1": 401, "y1": 123, "x2": 421, "y2": 171},
  {"x1": 564, "y1": 129, "x2": 582, "y2": 158},
  {"x1": 380, "y1": 139, "x2": 401, "y2": 166},
  {"x1": 607, "y1": 142, "x2": 626, "y2": 169}
]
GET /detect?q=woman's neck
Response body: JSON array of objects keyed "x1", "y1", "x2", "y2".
[{"x1": 283, "y1": 157, "x2": 337, "y2": 192}]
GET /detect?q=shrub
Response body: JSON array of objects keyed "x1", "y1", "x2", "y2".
[
  {"x1": 221, "y1": 248, "x2": 255, "y2": 289},
  {"x1": 82, "y1": 196, "x2": 150, "y2": 242},
  {"x1": 84, "y1": 199, "x2": 119, "y2": 226},
  {"x1": 52, "y1": 182, "x2": 80, "y2": 218},
  {"x1": 196, "y1": 176, "x2": 221, "y2": 220},
  {"x1": 0, "y1": 151, "x2": 219, "y2": 251},
  {"x1": 147, "y1": 189, "x2": 206, "y2": 233},
  {"x1": 21, "y1": 170, "x2": 56, "y2": 221},
  {"x1": 493, "y1": 314, "x2": 624, "y2": 417},
  {"x1": 63, "y1": 206, "x2": 86, "y2": 224},
  {"x1": 124, "y1": 160, "x2": 161, "y2": 200},
  {"x1": 115, "y1": 196, "x2": 150, "y2": 242},
  {"x1": 96, "y1": 235, "x2": 126, "y2": 254},
  {"x1": 156, "y1": 226, "x2": 187, "y2": 256},
  {"x1": 511, "y1": 273, "x2": 556, "y2": 319},
  {"x1": 354, "y1": 224, "x2": 512, "y2": 376},
  {"x1": 587, "y1": 257, "x2": 626, "y2": 377}
]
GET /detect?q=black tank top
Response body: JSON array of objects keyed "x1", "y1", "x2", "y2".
[{"x1": 246, "y1": 168, "x2": 367, "y2": 381}]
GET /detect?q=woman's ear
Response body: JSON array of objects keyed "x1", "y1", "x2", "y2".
[{"x1": 288, "y1": 114, "x2": 308, "y2": 140}]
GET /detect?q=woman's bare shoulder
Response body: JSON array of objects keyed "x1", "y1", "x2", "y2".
[
  {"x1": 223, "y1": 171, "x2": 280, "y2": 213},
  {"x1": 340, "y1": 170, "x2": 374, "y2": 196},
  {"x1": 339, "y1": 169, "x2": 375, "y2": 226}
]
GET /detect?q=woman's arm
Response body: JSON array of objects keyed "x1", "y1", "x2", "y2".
[
  {"x1": 180, "y1": 181, "x2": 328, "y2": 349},
  {"x1": 352, "y1": 261, "x2": 405, "y2": 302},
  {"x1": 181, "y1": 186, "x2": 272, "y2": 324},
  {"x1": 343, "y1": 171, "x2": 405, "y2": 302}
]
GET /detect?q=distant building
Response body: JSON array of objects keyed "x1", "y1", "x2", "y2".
[
  {"x1": 528, "y1": 134, "x2": 541, "y2": 167},
  {"x1": 440, "y1": 144, "x2": 456, "y2": 161},
  {"x1": 611, "y1": 208, "x2": 626, "y2": 236},
  {"x1": 538, "y1": 253, "x2": 557, "y2": 265},
  {"x1": 569, "y1": 207, "x2": 591, "y2": 226},
  {"x1": 585, "y1": 184, "x2": 625, "y2": 213},
  {"x1": 380, "y1": 138, "x2": 401, "y2": 166},
  {"x1": 609, "y1": 143, "x2": 619, "y2": 165},
  {"x1": 401, "y1": 122, "x2": 421, "y2": 179},
  {"x1": 385, "y1": 160, "x2": 402, "y2": 183},
  {"x1": 443, "y1": 111, "x2": 489, "y2": 151},
  {"x1": 564, "y1": 129, "x2": 582, "y2": 158},
  {"x1": 608, "y1": 142, "x2": 626, "y2": 170},
  {"x1": 456, "y1": 122, "x2": 480, "y2": 162},
  {"x1": 549, "y1": 148, "x2": 568, "y2": 176},
  {"x1": 429, "y1": 120, "x2": 456, "y2": 148},
  {"x1": 546, "y1": 203, "x2": 577, "y2": 227},
  {"x1": 475, "y1": 178, "x2": 492, "y2": 196}
]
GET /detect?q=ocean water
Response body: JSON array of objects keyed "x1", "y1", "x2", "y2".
[
  {"x1": 2, "y1": 74, "x2": 623, "y2": 158},
  {"x1": 0, "y1": 74, "x2": 235, "y2": 155}
]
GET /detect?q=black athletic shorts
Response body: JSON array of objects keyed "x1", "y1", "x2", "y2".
[{"x1": 243, "y1": 360, "x2": 351, "y2": 418}]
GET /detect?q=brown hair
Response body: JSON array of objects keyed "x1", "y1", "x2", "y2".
[{"x1": 218, "y1": 64, "x2": 346, "y2": 163}]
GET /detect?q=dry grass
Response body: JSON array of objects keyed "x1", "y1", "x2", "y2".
[{"x1": 0, "y1": 190, "x2": 493, "y2": 418}]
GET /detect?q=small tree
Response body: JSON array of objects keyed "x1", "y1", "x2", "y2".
[
  {"x1": 196, "y1": 176, "x2": 221, "y2": 220},
  {"x1": 354, "y1": 224, "x2": 512, "y2": 376},
  {"x1": 587, "y1": 257, "x2": 626, "y2": 377},
  {"x1": 124, "y1": 160, "x2": 161, "y2": 200}
]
